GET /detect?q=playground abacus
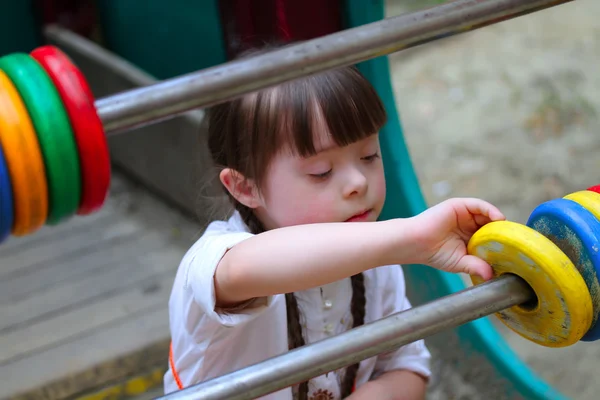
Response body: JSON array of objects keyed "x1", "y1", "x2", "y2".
[{"x1": 0, "y1": 0, "x2": 588, "y2": 399}]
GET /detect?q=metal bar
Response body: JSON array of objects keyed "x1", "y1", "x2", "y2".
[
  {"x1": 73, "y1": 0, "x2": 573, "y2": 135},
  {"x1": 158, "y1": 274, "x2": 534, "y2": 400}
]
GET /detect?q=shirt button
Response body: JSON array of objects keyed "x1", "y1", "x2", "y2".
[
  {"x1": 323, "y1": 299, "x2": 333, "y2": 309},
  {"x1": 324, "y1": 323, "x2": 333, "y2": 334}
]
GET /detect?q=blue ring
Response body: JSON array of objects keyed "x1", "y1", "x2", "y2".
[
  {"x1": 527, "y1": 198, "x2": 600, "y2": 341},
  {"x1": 0, "y1": 143, "x2": 13, "y2": 244}
]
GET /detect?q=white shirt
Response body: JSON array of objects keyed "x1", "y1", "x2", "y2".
[{"x1": 164, "y1": 212, "x2": 431, "y2": 399}]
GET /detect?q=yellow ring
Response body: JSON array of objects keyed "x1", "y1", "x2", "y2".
[
  {"x1": 565, "y1": 190, "x2": 600, "y2": 219},
  {"x1": 0, "y1": 70, "x2": 48, "y2": 235},
  {"x1": 470, "y1": 220, "x2": 592, "y2": 347}
]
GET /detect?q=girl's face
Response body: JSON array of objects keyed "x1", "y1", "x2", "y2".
[{"x1": 254, "y1": 126, "x2": 387, "y2": 230}]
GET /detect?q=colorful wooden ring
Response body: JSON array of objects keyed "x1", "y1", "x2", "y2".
[
  {"x1": 0, "y1": 143, "x2": 13, "y2": 243},
  {"x1": 0, "y1": 53, "x2": 81, "y2": 225},
  {"x1": 0, "y1": 70, "x2": 48, "y2": 236},
  {"x1": 30, "y1": 46, "x2": 111, "y2": 216},
  {"x1": 470, "y1": 220, "x2": 593, "y2": 347},
  {"x1": 565, "y1": 191, "x2": 600, "y2": 221},
  {"x1": 587, "y1": 185, "x2": 600, "y2": 195},
  {"x1": 527, "y1": 198, "x2": 600, "y2": 341}
]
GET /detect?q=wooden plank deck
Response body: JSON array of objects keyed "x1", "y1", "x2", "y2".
[{"x1": 0, "y1": 172, "x2": 204, "y2": 399}]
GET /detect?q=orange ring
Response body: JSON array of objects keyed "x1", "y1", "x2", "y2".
[{"x1": 0, "y1": 70, "x2": 48, "y2": 235}]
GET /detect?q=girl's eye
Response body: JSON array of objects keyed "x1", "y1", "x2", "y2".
[
  {"x1": 362, "y1": 152, "x2": 380, "y2": 162},
  {"x1": 309, "y1": 169, "x2": 332, "y2": 179}
]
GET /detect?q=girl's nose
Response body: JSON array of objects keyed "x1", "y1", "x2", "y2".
[{"x1": 343, "y1": 168, "x2": 368, "y2": 198}]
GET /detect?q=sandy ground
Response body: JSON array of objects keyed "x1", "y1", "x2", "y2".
[{"x1": 386, "y1": 0, "x2": 600, "y2": 399}]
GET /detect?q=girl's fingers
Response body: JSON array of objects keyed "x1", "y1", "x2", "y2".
[
  {"x1": 454, "y1": 254, "x2": 494, "y2": 281},
  {"x1": 460, "y1": 198, "x2": 506, "y2": 222},
  {"x1": 473, "y1": 214, "x2": 492, "y2": 227}
]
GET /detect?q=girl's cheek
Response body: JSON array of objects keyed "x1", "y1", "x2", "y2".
[
  {"x1": 274, "y1": 189, "x2": 337, "y2": 226},
  {"x1": 371, "y1": 165, "x2": 387, "y2": 205},
  {"x1": 376, "y1": 173, "x2": 387, "y2": 203}
]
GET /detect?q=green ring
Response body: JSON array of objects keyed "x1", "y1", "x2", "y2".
[{"x1": 0, "y1": 53, "x2": 81, "y2": 225}]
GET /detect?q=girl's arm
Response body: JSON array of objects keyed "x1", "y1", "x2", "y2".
[
  {"x1": 215, "y1": 219, "x2": 421, "y2": 306},
  {"x1": 215, "y1": 197, "x2": 504, "y2": 307},
  {"x1": 346, "y1": 370, "x2": 427, "y2": 400}
]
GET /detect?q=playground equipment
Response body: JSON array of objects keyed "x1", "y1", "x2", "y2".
[{"x1": 0, "y1": 0, "x2": 585, "y2": 398}]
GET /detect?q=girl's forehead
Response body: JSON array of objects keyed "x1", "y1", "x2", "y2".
[
  {"x1": 310, "y1": 127, "x2": 336, "y2": 154},
  {"x1": 277, "y1": 131, "x2": 334, "y2": 163}
]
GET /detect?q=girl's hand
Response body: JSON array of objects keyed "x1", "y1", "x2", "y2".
[{"x1": 410, "y1": 198, "x2": 505, "y2": 280}]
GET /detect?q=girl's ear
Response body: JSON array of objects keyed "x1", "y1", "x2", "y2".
[{"x1": 219, "y1": 168, "x2": 262, "y2": 209}]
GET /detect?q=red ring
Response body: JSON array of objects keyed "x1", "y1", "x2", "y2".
[
  {"x1": 588, "y1": 185, "x2": 600, "y2": 195},
  {"x1": 31, "y1": 45, "x2": 110, "y2": 215}
]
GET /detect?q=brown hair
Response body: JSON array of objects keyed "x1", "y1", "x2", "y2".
[{"x1": 206, "y1": 47, "x2": 387, "y2": 399}]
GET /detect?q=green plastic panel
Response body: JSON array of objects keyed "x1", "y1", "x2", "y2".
[
  {"x1": 96, "y1": 0, "x2": 227, "y2": 79},
  {"x1": 343, "y1": 1, "x2": 566, "y2": 399},
  {"x1": 0, "y1": 1, "x2": 40, "y2": 56}
]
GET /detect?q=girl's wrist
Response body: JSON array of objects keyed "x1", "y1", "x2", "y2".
[{"x1": 381, "y1": 217, "x2": 430, "y2": 267}]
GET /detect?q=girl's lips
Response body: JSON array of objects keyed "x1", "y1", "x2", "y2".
[{"x1": 346, "y1": 209, "x2": 372, "y2": 222}]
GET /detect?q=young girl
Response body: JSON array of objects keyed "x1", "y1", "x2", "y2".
[{"x1": 164, "y1": 60, "x2": 504, "y2": 399}]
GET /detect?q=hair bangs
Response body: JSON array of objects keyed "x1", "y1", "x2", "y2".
[
  {"x1": 214, "y1": 65, "x2": 388, "y2": 188},
  {"x1": 277, "y1": 67, "x2": 388, "y2": 159}
]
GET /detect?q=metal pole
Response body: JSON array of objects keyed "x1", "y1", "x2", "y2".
[
  {"x1": 158, "y1": 274, "x2": 534, "y2": 400},
  {"x1": 83, "y1": 0, "x2": 573, "y2": 135}
]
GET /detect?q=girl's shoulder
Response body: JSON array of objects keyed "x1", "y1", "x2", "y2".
[
  {"x1": 179, "y1": 211, "x2": 253, "y2": 275},
  {"x1": 190, "y1": 211, "x2": 251, "y2": 248},
  {"x1": 205, "y1": 211, "x2": 250, "y2": 236}
]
